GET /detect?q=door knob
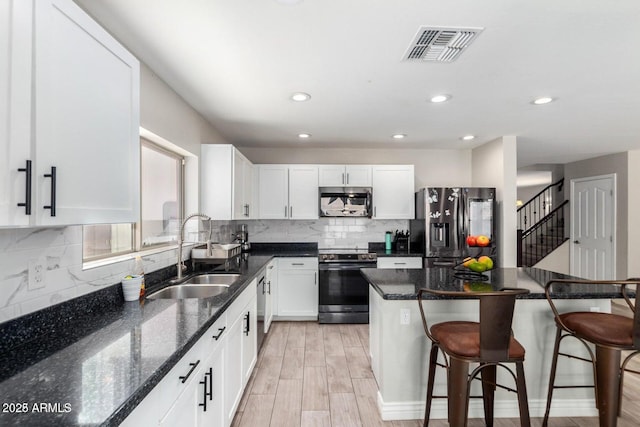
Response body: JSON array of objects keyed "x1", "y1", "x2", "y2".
[{"x1": 573, "y1": 240, "x2": 580, "y2": 244}]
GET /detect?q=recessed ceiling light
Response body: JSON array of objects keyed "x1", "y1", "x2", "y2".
[
  {"x1": 461, "y1": 135, "x2": 475, "y2": 141},
  {"x1": 532, "y1": 96, "x2": 554, "y2": 105},
  {"x1": 430, "y1": 94, "x2": 451, "y2": 103},
  {"x1": 298, "y1": 133, "x2": 311, "y2": 139},
  {"x1": 392, "y1": 134, "x2": 406, "y2": 139},
  {"x1": 291, "y1": 92, "x2": 311, "y2": 102}
]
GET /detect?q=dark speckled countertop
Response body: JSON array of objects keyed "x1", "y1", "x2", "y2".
[
  {"x1": 0, "y1": 245, "x2": 317, "y2": 427},
  {"x1": 362, "y1": 267, "x2": 629, "y2": 300}
]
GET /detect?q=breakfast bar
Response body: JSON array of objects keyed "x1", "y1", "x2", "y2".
[{"x1": 361, "y1": 267, "x2": 626, "y2": 421}]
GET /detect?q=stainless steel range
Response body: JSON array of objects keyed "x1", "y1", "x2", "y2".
[{"x1": 318, "y1": 249, "x2": 377, "y2": 324}]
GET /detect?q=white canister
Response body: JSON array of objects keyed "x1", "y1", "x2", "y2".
[{"x1": 121, "y1": 275, "x2": 143, "y2": 301}]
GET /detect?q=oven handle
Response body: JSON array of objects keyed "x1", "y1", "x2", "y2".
[{"x1": 319, "y1": 263, "x2": 376, "y2": 271}]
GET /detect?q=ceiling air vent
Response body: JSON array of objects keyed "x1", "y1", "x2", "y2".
[{"x1": 404, "y1": 26, "x2": 483, "y2": 62}]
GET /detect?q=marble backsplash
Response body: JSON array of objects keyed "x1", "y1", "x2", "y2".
[
  {"x1": 0, "y1": 218, "x2": 408, "y2": 323},
  {"x1": 0, "y1": 226, "x2": 180, "y2": 323}
]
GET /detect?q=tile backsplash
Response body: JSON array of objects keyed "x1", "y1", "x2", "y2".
[
  {"x1": 0, "y1": 218, "x2": 408, "y2": 323},
  {"x1": 236, "y1": 218, "x2": 409, "y2": 249}
]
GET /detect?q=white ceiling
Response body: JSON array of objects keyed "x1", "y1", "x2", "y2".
[{"x1": 75, "y1": 0, "x2": 640, "y2": 167}]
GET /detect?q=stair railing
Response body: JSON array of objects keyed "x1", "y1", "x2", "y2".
[
  {"x1": 517, "y1": 178, "x2": 564, "y2": 231},
  {"x1": 517, "y1": 200, "x2": 569, "y2": 267}
]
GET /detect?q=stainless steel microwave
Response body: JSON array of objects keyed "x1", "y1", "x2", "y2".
[{"x1": 319, "y1": 187, "x2": 372, "y2": 217}]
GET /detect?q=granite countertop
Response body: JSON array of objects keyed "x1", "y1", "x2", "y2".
[
  {"x1": 362, "y1": 267, "x2": 629, "y2": 300},
  {"x1": 0, "y1": 248, "x2": 317, "y2": 427}
]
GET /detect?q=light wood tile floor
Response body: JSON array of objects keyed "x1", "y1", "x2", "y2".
[{"x1": 232, "y1": 321, "x2": 640, "y2": 427}]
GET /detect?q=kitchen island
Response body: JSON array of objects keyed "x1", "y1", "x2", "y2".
[{"x1": 361, "y1": 267, "x2": 626, "y2": 421}]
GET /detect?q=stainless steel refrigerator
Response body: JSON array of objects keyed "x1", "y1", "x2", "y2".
[{"x1": 409, "y1": 187, "x2": 496, "y2": 267}]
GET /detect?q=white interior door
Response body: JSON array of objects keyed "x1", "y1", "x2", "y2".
[{"x1": 570, "y1": 175, "x2": 615, "y2": 279}]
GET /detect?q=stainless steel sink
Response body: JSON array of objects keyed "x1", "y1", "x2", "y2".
[
  {"x1": 147, "y1": 283, "x2": 231, "y2": 299},
  {"x1": 181, "y1": 273, "x2": 242, "y2": 286}
]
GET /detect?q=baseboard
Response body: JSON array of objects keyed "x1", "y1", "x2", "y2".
[{"x1": 376, "y1": 391, "x2": 598, "y2": 420}]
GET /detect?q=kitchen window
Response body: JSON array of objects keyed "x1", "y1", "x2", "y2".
[{"x1": 82, "y1": 138, "x2": 184, "y2": 262}]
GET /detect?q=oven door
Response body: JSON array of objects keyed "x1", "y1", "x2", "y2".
[{"x1": 318, "y1": 262, "x2": 373, "y2": 324}]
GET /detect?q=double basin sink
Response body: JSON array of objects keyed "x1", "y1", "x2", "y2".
[{"x1": 147, "y1": 273, "x2": 242, "y2": 299}]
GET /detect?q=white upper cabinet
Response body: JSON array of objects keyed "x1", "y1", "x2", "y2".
[
  {"x1": 288, "y1": 165, "x2": 319, "y2": 219},
  {"x1": 318, "y1": 165, "x2": 371, "y2": 187},
  {"x1": 372, "y1": 165, "x2": 415, "y2": 219},
  {"x1": 201, "y1": 145, "x2": 254, "y2": 220},
  {"x1": 1, "y1": 0, "x2": 141, "y2": 226},
  {"x1": 232, "y1": 151, "x2": 253, "y2": 219},
  {"x1": 257, "y1": 165, "x2": 288, "y2": 219},
  {"x1": 256, "y1": 165, "x2": 318, "y2": 220}
]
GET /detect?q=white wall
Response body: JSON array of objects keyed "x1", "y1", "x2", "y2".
[
  {"x1": 533, "y1": 240, "x2": 570, "y2": 274},
  {"x1": 472, "y1": 136, "x2": 518, "y2": 268},
  {"x1": 564, "y1": 152, "x2": 628, "y2": 278},
  {"x1": 0, "y1": 64, "x2": 229, "y2": 323},
  {"x1": 238, "y1": 147, "x2": 473, "y2": 190},
  {"x1": 627, "y1": 150, "x2": 640, "y2": 278}
]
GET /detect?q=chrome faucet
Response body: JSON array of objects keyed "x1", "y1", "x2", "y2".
[{"x1": 176, "y1": 213, "x2": 211, "y2": 280}]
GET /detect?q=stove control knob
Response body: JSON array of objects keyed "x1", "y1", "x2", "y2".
[
  {"x1": 321, "y1": 255, "x2": 327, "y2": 261},
  {"x1": 329, "y1": 254, "x2": 335, "y2": 260},
  {"x1": 368, "y1": 254, "x2": 375, "y2": 259}
]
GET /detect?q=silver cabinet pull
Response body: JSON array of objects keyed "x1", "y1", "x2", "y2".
[
  {"x1": 342, "y1": 172, "x2": 345, "y2": 185},
  {"x1": 346, "y1": 173, "x2": 350, "y2": 184},
  {"x1": 285, "y1": 205, "x2": 288, "y2": 218}
]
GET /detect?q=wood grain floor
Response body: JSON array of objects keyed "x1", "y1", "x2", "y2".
[{"x1": 231, "y1": 319, "x2": 640, "y2": 427}]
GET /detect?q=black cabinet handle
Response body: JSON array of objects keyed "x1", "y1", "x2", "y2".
[
  {"x1": 206, "y1": 367, "x2": 213, "y2": 400},
  {"x1": 17, "y1": 160, "x2": 32, "y2": 215},
  {"x1": 244, "y1": 311, "x2": 250, "y2": 336},
  {"x1": 43, "y1": 166, "x2": 56, "y2": 216},
  {"x1": 212, "y1": 326, "x2": 226, "y2": 340},
  {"x1": 267, "y1": 280, "x2": 271, "y2": 295},
  {"x1": 198, "y1": 367, "x2": 213, "y2": 411},
  {"x1": 198, "y1": 378, "x2": 208, "y2": 411},
  {"x1": 179, "y1": 360, "x2": 200, "y2": 383}
]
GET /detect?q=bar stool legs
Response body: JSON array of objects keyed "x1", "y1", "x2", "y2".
[
  {"x1": 595, "y1": 346, "x2": 622, "y2": 427},
  {"x1": 543, "y1": 331, "x2": 625, "y2": 427},
  {"x1": 481, "y1": 364, "x2": 496, "y2": 427},
  {"x1": 423, "y1": 344, "x2": 439, "y2": 427}
]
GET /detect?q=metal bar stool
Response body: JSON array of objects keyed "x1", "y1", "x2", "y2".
[
  {"x1": 417, "y1": 287, "x2": 531, "y2": 427},
  {"x1": 542, "y1": 278, "x2": 640, "y2": 427}
]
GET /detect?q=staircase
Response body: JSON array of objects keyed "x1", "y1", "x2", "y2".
[{"x1": 517, "y1": 179, "x2": 569, "y2": 267}]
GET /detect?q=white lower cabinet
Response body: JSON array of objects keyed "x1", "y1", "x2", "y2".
[
  {"x1": 121, "y1": 282, "x2": 257, "y2": 427},
  {"x1": 276, "y1": 258, "x2": 319, "y2": 319},
  {"x1": 199, "y1": 340, "x2": 225, "y2": 426},
  {"x1": 376, "y1": 257, "x2": 423, "y2": 269},
  {"x1": 224, "y1": 279, "x2": 257, "y2": 426}
]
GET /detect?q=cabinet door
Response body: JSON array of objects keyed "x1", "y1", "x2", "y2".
[
  {"x1": 257, "y1": 165, "x2": 288, "y2": 219},
  {"x1": 197, "y1": 344, "x2": 225, "y2": 427},
  {"x1": 318, "y1": 165, "x2": 346, "y2": 186},
  {"x1": 288, "y1": 165, "x2": 319, "y2": 219},
  {"x1": 277, "y1": 268, "x2": 318, "y2": 317},
  {"x1": 345, "y1": 165, "x2": 372, "y2": 187},
  {"x1": 243, "y1": 159, "x2": 254, "y2": 219},
  {"x1": 242, "y1": 296, "x2": 257, "y2": 385},
  {"x1": 232, "y1": 151, "x2": 246, "y2": 219},
  {"x1": 0, "y1": 0, "x2": 32, "y2": 226},
  {"x1": 372, "y1": 165, "x2": 415, "y2": 219},
  {"x1": 224, "y1": 313, "x2": 243, "y2": 425},
  {"x1": 160, "y1": 377, "x2": 198, "y2": 427},
  {"x1": 264, "y1": 261, "x2": 276, "y2": 333},
  {"x1": 33, "y1": 0, "x2": 140, "y2": 225}
]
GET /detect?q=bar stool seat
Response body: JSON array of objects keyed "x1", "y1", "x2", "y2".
[
  {"x1": 418, "y1": 287, "x2": 531, "y2": 427},
  {"x1": 559, "y1": 312, "x2": 634, "y2": 347},
  {"x1": 431, "y1": 321, "x2": 526, "y2": 359},
  {"x1": 542, "y1": 279, "x2": 640, "y2": 427}
]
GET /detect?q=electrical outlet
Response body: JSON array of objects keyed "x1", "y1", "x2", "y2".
[
  {"x1": 400, "y1": 308, "x2": 410, "y2": 325},
  {"x1": 28, "y1": 257, "x2": 46, "y2": 290}
]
